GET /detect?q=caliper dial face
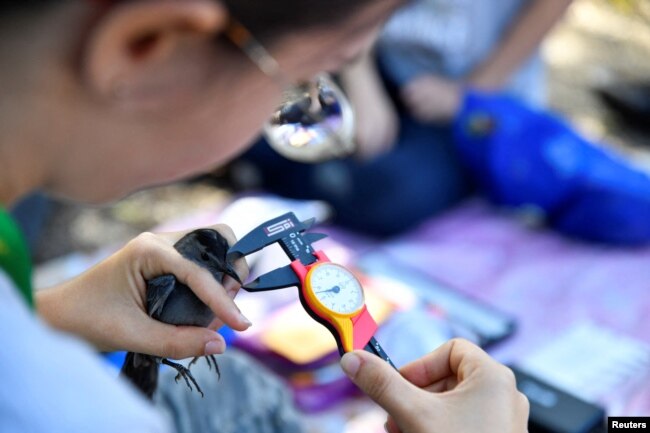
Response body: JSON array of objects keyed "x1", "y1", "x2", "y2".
[{"x1": 306, "y1": 263, "x2": 364, "y2": 315}]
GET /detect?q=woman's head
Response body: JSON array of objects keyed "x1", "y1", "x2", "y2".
[{"x1": 0, "y1": 0, "x2": 401, "y2": 204}]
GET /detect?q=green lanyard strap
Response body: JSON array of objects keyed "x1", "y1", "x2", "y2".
[{"x1": 0, "y1": 207, "x2": 33, "y2": 308}]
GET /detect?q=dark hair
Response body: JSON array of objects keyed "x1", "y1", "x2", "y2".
[
  {"x1": 5, "y1": 0, "x2": 374, "y2": 40},
  {"x1": 222, "y1": 0, "x2": 373, "y2": 39}
]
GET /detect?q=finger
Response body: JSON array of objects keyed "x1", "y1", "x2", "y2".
[
  {"x1": 423, "y1": 375, "x2": 459, "y2": 393},
  {"x1": 385, "y1": 417, "x2": 400, "y2": 433},
  {"x1": 340, "y1": 351, "x2": 423, "y2": 421},
  {"x1": 207, "y1": 316, "x2": 224, "y2": 331},
  {"x1": 203, "y1": 277, "x2": 240, "y2": 331},
  {"x1": 222, "y1": 275, "x2": 242, "y2": 298},
  {"x1": 175, "y1": 262, "x2": 251, "y2": 331},
  {"x1": 207, "y1": 273, "x2": 246, "y2": 330},
  {"x1": 132, "y1": 235, "x2": 252, "y2": 330},
  {"x1": 131, "y1": 318, "x2": 227, "y2": 359},
  {"x1": 399, "y1": 338, "x2": 492, "y2": 387}
]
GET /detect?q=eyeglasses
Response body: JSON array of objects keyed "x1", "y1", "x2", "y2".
[{"x1": 225, "y1": 21, "x2": 356, "y2": 163}]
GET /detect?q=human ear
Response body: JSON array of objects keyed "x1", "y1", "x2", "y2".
[{"x1": 82, "y1": 0, "x2": 228, "y2": 110}]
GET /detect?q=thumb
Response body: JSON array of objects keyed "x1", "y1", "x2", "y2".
[{"x1": 341, "y1": 351, "x2": 418, "y2": 418}]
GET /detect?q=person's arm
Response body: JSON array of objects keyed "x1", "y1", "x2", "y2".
[
  {"x1": 35, "y1": 224, "x2": 249, "y2": 359},
  {"x1": 340, "y1": 51, "x2": 400, "y2": 160},
  {"x1": 340, "y1": 339, "x2": 529, "y2": 433},
  {"x1": 469, "y1": 0, "x2": 572, "y2": 90},
  {"x1": 401, "y1": 0, "x2": 572, "y2": 123}
]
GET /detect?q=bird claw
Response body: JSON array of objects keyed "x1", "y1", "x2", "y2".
[
  {"x1": 189, "y1": 355, "x2": 221, "y2": 380},
  {"x1": 162, "y1": 358, "x2": 204, "y2": 398},
  {"x1": 206, "y1": 355, "x2": 221, "y2": 380}
]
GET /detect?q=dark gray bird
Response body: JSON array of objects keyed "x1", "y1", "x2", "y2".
[{"x1": 120, "y1": 229, "x2": 241, "y2": 399}]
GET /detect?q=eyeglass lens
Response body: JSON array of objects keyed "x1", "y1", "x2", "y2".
[{"x1": 263, "y1": 74, "x2": 356, "y2": 163}]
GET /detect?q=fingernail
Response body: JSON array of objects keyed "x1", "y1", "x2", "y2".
[
  {"x1": 340, "y1": 352, "x2": 361, "y2": 378},
  {"x1": 240, "y1": 314, "x2": 252, "y2": 328},
  {"x1": 205, "y1": 339, "x2": 224, "y2": 355}
]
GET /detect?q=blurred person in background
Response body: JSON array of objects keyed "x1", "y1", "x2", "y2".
[
  {"x1": 0, "y1": 1, "x2": 528, "y2": 432},
  {"x1": 239, "y1": 0, "x2": 573, "y2": 236}
]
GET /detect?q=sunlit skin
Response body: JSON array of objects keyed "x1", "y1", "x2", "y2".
[
  {"x1": 0, "y1": 0, "x2": 410, "y2": 371},
  {"x1": 0, "y1": 0, "x2": 401, "y2": 206},
  {"x1": 0, "y1": 0, "x2": 403, "y2": 375},
  {"x1": 0, "y1": 2, "x2": 529, "y2": 431}
]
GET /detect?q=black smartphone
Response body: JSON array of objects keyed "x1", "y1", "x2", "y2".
[{"x1": 511, "y1": 365, "x2": 606, "y2": 433}]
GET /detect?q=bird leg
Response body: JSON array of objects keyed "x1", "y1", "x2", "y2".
[
  {"x1": 161, "y1": 358, "x2": 204, "y2": 398},
  {"x1": 189, "y1": 355, "x2": 221, "y2": 379}
]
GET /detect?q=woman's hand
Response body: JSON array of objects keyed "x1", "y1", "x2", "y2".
[
  {"x1": 35, "y1": 224, "x2": 249, "y2": 360},
  {"x1": 341, "y1": 338, "x2": 529, "y2": 433},
  {"x1": 400, "y1": 75, "x2": 463, "y2": 124}
]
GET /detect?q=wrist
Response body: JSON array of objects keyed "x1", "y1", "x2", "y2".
[
  {"x1": 36, "y1": 283, "x2": 84, "y2": 337},
  {"x1": 36, "y1": 282, "x2": 114, "y2": 351},
  {"x1": 35, "y1": 286, "x2": 66, "y2": 329}
]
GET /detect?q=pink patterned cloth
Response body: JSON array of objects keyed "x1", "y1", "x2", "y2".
[{"x1": 386, "y1": 201, "x2": 650, "y2": 338}]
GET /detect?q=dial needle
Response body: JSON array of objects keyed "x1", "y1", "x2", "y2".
[{"x1": 316, "y1": 285, "x2": 341, "y2": 294}]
